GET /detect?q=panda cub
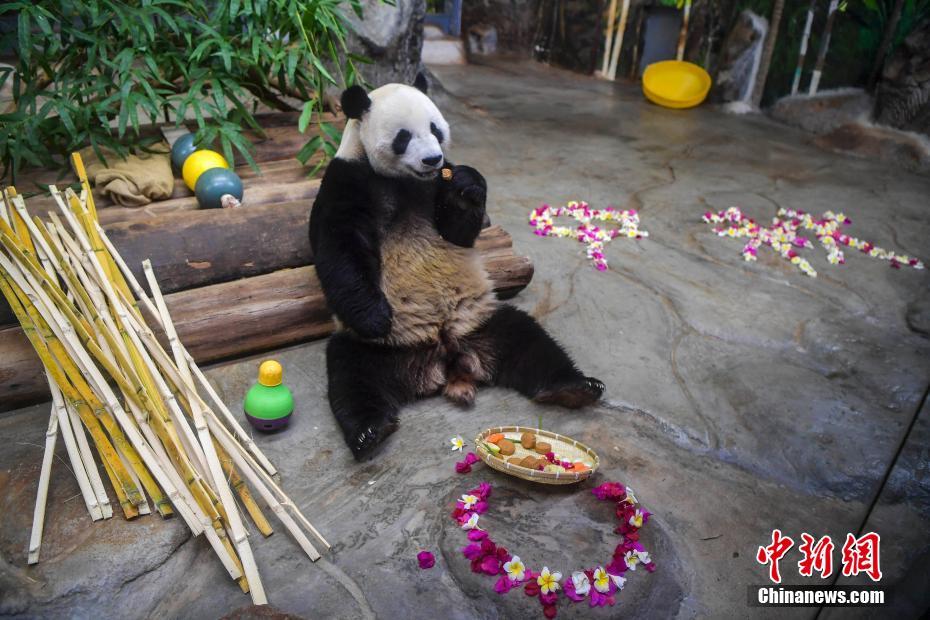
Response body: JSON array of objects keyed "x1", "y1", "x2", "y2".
[{"x1": 309, "y1": 74, "x2": 604, "y2": 460}]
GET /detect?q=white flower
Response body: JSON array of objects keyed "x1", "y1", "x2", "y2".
[
  {"x1": 571, "y1": 571, "x2": 590, "y2": 596},
  {"x1": 611, "y1": 574, "x2": 627, "y2": 590},
  {"x1": 629, "y1": 508, "x2": 645, "y2": 528},
  {"x1": 450, "y1": 436, "x2": 465, "y2": 451},
  {"x1": 636, "y1": 550, "x2": 651, "y2": 565},
  {"x1": 624, "y1": 550, "x2": 640, "y2": 571},
  {"x1": 537, "y1": 567, "x2": 562, "y2": 594},
  {"x1": 503, "y1": 555, "x2": 526, "y2": 582},
  {"x1": 460, "y1": 494, "x2": 478, "y2": 509},
  {"x1": 592, "y1": 567, "x2": 611, "y2": 593},
  {"x1": 461, "y1": 513, "x2": 480, "y2": 530}
]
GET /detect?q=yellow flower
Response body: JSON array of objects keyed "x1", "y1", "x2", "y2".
[
  {"x1": 450, "y1": 436, "x2": 465, "y2": 451},
  {"x1": 592, "y1": 567, "x2": 611, "y2": 593},
  {"x1": 537, "y1": 566, "x2": 562, "y2": 594},
  {"x1": 503, "y1": 555, "x2": 526, "y2": 582}
]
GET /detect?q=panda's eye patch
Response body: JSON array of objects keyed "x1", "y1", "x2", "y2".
[
  {"x1": 392, "y1": 129, "x2": 412, "y2": 155},
  {"x1": 430, "y1": 122, "x2": 444, "y2": 143}
]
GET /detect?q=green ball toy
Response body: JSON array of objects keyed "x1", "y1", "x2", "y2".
[
  {"x1": 244, "y1": 360, "x2": 294, "y2": 432},
  {"x1": 170, "y1": 133, "x2": 197, "y2": 169},
  {"x1": 195, "y1": 167, "x2": 244, "y2": 209}
]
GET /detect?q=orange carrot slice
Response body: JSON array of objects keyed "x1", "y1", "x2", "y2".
[{"x1": 486, "y1": 433, "x2": 504, "y2": 444}]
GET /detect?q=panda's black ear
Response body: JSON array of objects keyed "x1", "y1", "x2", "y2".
[
  {"x1": 413, "y1": 72, "x2": 428, "y2": 95},
  {"x1": 341, "y1": 85, "x2": 371, "y2": 120}
]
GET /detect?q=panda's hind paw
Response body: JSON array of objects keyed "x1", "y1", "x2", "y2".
[
  {"x1": 533, "y1": 376, "x2": 605, "y2": 409},
  {"x1": 443, "y1": 378, "x2": 477, "y2": 407}
]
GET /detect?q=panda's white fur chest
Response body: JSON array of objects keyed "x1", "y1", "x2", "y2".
[{"x1": 377, "y1": 215, "x2": 496, "y2": 347}]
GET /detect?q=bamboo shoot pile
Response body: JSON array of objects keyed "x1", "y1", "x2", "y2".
[{"x1": 0, "y1": 153, "x2": 328, "y2": 605}]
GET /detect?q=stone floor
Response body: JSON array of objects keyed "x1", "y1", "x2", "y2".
[{"x1": 2, "y1": 62, "x2": 929, "y2": 619}]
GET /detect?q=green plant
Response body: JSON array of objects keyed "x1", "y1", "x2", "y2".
[
  {"x1": 0, "y1": 0, "x2": 369, "y2": 182},
  {"x1": 857, "y1": 0, "x2": 930, "y2": 59}
]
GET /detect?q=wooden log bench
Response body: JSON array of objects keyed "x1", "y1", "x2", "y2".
[{"x1": 0, "y1": 226, "x2": 533, "y2": 411}]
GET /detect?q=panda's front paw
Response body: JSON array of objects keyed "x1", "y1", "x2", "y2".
[
  {"x1": 450, "y1": 165, "x2": 487, "y2": 210},
  {"x1": 351, "y1": 416, "x2": 400, "y2": 461}
]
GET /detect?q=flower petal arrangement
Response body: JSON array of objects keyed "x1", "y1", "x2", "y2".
[
  {"x1": 703, "y1": 207, "x2": 925, "y2": 278},
  {"x1": 450, "y1": 481, "x2": 656, "y2": 617},
  {"x1": 529, "y1": 201, "x2": 648, "y2": 271}
]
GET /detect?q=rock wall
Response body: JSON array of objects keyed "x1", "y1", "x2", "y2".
[
  {"x1": 348, "y1": 0, "x2": 427, "y2": 86},
  {"x1": 462, "y1": 0, "x2": 541, "y2": 57},
  {"x1": 712, "y1": 10, "x2": 766, "y2": 104},
  {"x1": 875, "y1": 18, "x2": 930, "y2": 138}
]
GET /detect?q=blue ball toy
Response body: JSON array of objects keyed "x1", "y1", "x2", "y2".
[
  {"x1": 195, "y1": 167, "x2": 244, "y2": 209},
  {"x1": 170, "y1": 133, "x2": 198, "y2": 169}
]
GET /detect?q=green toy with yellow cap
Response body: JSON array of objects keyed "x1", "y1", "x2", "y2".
[{"x1": 244, "y1": 360, "x2": 294, "y2": 431}]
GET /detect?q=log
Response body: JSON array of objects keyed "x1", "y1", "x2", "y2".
[
  {"x1": 0, "y1": 200, "x2": 508, "y2": 328},
  {"x1": 97, "y1": 178, "x2": 321, "y2": 225},
  {"x1": 0, "y1": 229, "x2": 534, "y2": 411}
]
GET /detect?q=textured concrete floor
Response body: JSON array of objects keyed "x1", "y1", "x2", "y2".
[{"x1": 2, "y1": 62, "x2": 929, "y2": 619}]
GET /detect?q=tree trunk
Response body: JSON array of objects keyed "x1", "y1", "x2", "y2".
[
  {"x1": 867, "y1": 0, "x2": 905, "y2": 92},
  {"x1": 791, "y1": 0, "x2": 819, "y2": 95},
  {"x1": 808, "y1": 0, "x2": 840, "y2": 95}
]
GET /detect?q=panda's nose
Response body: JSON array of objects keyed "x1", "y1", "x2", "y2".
[{"x1": 422, "y1": 154, "x2": 443, "y2": 168}]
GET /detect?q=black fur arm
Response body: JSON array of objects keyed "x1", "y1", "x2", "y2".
[
  {"x1": 435, "y1": 164, "x2": 487, "y2": 248},
  {"x1": 310, "y1": 165, "x2": 392, "y2": 339}
]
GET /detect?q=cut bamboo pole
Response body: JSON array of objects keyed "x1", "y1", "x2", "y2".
[
  {"x1": 47, "y1": 192, "x2": 249, "y2": 588},
  {"x1": 65, "y1": 398, "x2": 113, "y2": 519},
  {"x1": 145, "y1": 260, "x2": 267, "y2": 605},
  {"x1": 215, "y1": 440, "x2": 274, "y2": 537},
  {"x1": 95, "y1": 222, "x2": 278, "y2": 478},
  {"x1": 607, "y1": 0, "x2": 632, "y2": 80},
  {"x1": 809, "y1": 0, "x2": 839, "y2": 95},
  {"x1": 0, "y1": 265, "x2": 138, "y2": 518},
  {"x1": 4, "y1": 176, "x2": 333, "y2": 601},
  {"x1": 51, "y1": 384, "x2": 104, "y2": 521},
  {"x1": 791, "y1": 0, "x2": 818, "y2": 95},
  {"x1": 676, "y1": 0, "x2": 692, "y2": 61},
  {"x1": 27, "y1": 408, "x2": 57, "y2": 565},
  {"x1": 601, "y1": 0, "x2": 620, "y2": 76}
]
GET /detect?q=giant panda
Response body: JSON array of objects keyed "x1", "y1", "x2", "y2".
[{"x1": 309, "y1": 74, "x2": 605, "y2": 460}]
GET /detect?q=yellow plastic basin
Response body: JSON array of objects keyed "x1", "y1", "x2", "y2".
[{"x1": 642, "y1": 60, "x2": 712, "y2": 109}]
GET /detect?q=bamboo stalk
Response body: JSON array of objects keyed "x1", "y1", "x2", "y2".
[
  {"x1": 676, "y1": 0, "x2": 692, "y2": 61},
  {"x1": 0, "y1": 266, "x2": 140, "y2": 519},
  {"x1": 4, "y1": 172, "x2": 333, "y2": 598},
  {"x1": 19, "y1": 203, "x2": 114, "y2": 524},
  {"x1": 791, "y1": 0, "x2": 818, "y2": 95},
  {"x1": 14, "y1": 205, "x2": 151, "y2": 518},
  {"x1": 607, "y1": 0, "x2": 631, "y2": 80},
  {"x1": 22, "y1": 229, "x2": 246, "y2": 582},
  {"x1": 95, "y1": 222, "x2": 278, "y2": 478},
  {"x1": 27, "y1": 407, "x2": 58, "y2": 564},
  {"x1": 45, "y1": 198, "x2": 249, "y2": 587},
  {"x1": 51, "y1": 384, "x2": 105, "y2": 521},
  {"x1": 808, "y1": 0, "x2": 838, "y2": 95},
  {"x1": 65, "y1": 397, "x2": 114, "y2": 520},
  {"x1": 601, "y1": 0, "x2": 620, "y2": 76},
  {"x1": 215, "y1": 439, "x2": 274, "y2": 537},
  {"x1": 145, "y1": 260, "x2": 267, "y2": 604}
]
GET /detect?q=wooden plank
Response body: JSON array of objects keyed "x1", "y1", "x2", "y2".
[{"x1": 0, "y1": 228, "x2": 533, "y2": 411}]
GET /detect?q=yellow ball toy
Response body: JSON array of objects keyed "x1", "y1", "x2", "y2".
[{"x1": 182, "y1": 150, "x2": 229, "y2": 191}]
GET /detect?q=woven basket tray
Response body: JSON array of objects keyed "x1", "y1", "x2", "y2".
[{"x1": 474, "y1": 426, "x2": 600, "y2": 485}]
